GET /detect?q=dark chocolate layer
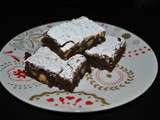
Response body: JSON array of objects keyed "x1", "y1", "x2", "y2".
[
  {"x1": 25, "y1": 61, "x2": 90, "y2": 92},
  {"x1": 41, "y1": 32, "x2": 105, "y2": 60}
]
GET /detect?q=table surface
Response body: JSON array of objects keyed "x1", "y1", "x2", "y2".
[{"x1": 0, "y1": 1, "x2": 160, "y2": 119}]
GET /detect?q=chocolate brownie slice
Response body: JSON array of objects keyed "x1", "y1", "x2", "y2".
[
  {"x1": 25, "y1": 47, "x2": 90, "y2": 92},
  {"x1": 85, "y1": 35, "x2": 126, "y2": 72},
  {"x1": 42, "y1": 16, "x2": 105, "y2": 60}
]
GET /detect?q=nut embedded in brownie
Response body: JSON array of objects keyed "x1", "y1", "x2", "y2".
[
  {"x1": 25, "y1": 47, "x2": 90, "y2": 92},
  {"x1": 85, "y1": 35, "x2": 126, "y2": 72},
  {"x1": 41, "y1": 16, "x2": 106, "y2": 60}
]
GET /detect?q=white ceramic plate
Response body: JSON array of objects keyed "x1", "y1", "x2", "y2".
[{"x1": 0, "y1": 21, "x2": 158, "y2": 113}]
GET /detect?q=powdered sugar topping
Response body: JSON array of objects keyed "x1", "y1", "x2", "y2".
[
  {"x1": 86, "y1": 35, "x2": 126, "y2": 58},
  {"x1": 47, "y1": 16, "x2": 105, "y2": 51},
  {"x1": 25, "y1": 47, "x2": 86, "y2": 80}
]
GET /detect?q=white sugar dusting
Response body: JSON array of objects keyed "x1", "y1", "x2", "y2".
[
  {"x1": 86, "y1": 35, "x2": 126, "y2": 58},
  {"x1": 25, "y1": 47, "x2": 86, "y2": 80},
  {"x1": 47, "y1": 16, "x2": 105, "y2": 51},
  {"x1": 61, "y1": 42, "x2": 75, "y2": 52}
]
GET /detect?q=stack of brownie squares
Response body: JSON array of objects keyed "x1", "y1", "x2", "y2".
[{"x1": 25, "y1": 16, "x2": 126, "y2": 92}]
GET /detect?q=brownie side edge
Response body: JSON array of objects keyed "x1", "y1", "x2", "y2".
[
  {"x1": 25, "y1": 61, "x2": 74, "y2": 92},
  {"x1": 41, "y1": 32, "x2": 106, "y2": 60},
  {"x1": 85, "y1": 44, "x2": 126, "y2": 72}
]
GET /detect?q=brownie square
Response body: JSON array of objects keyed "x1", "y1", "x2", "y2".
[
  {"x1": 42, "y1": 16, "x2": 106, "y2": 60},
  {"x1": 85, "y1": 35, "x2": 126, "y2": 72},
  {"x1": 25, "y1": 47, "x2": 90, "y2": 92}
]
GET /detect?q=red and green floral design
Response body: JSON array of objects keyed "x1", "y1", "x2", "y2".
[
  {"x1": 30, "y1": 91, "x2": 110, "y2": 109},
  {"x1": 123, "y1": 46, "x2": 152, "y2": 58}
]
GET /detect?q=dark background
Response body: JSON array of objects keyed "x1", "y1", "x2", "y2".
[{"x1": 0, "y1": 0, "x2": 160, "y2": 119}]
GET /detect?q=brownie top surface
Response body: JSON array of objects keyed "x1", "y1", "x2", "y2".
[
  {"x1": 47, "y1": 16, "x2": 105, "y2": 51},
  {"x1": 25, "y1": 47, "x2": 86, "y2": 80},
  {"x1": 85, "y1": 35, "x2": 126, "y2": 58}
]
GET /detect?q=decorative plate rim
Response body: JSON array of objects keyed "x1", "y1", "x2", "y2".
[{"x1": 0, "y1": 21, "x2": 158, "y2": 113}]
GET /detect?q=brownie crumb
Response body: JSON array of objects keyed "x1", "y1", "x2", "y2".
[
  {"x1": 24, "y1": 52, "x2": 31, "y2": 60},
  {"x1": 118, "y1": 38, "x2": 121, "y2": 42}
]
